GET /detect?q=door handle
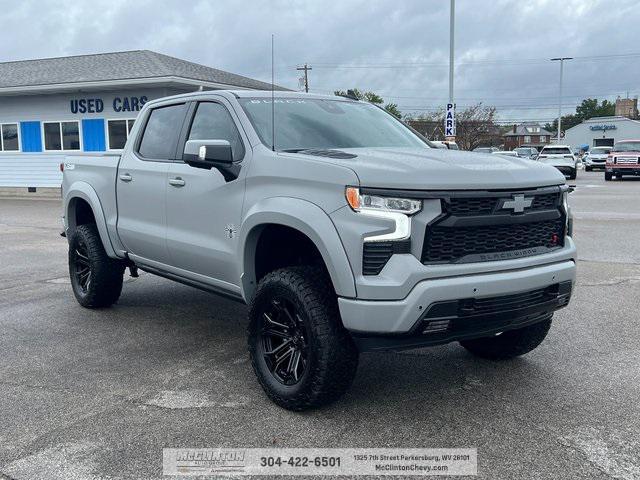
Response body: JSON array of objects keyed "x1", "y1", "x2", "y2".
[
  {"x1": 119, "y1": 173, "x2": 132, "y2": 182},
  {"x1": 169, "y1": 177, "x2": 186, "y2": 187}
]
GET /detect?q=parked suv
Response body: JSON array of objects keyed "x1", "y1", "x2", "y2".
[
  {"x1": 62, "y1": 91, "x2": 576, "y2": 410},
  {"x1": 584, "y1": 146, "x2": 612, "y2": 171},
  {"x1": 536, "y1": 145, "x2": 577, "y2": 179}
]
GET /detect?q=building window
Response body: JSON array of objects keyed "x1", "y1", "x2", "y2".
[
  {"x1": 540, "y1": 135, "x2": 546, "y2": 142},
  {"x1": 107, "y1": 119, "x2": 136, "y2": 150},
  {"x1": 0, "y1": 123, "x2": 19, "y2": 151},
  {"x1": 43, "y1": 121, "x2": 80, "y2": 151},
  {"x1": 523, "y1": 135, "x2": 531, "y2": 143}
]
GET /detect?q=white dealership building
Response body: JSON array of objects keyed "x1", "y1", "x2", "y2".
[
  {"x1": 0, "y1": 50, "x2": 277, "y2": 190},
  {"x1": 563, "y1": 116, "x2": 640, "y2": 149}
]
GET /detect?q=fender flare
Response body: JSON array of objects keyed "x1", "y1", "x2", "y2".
[
  {"x1": 238, "y1": 197, "x2": 356, "y2": 302},
  {"x1": 64, "y1": 181, "x2": 118, "y2": 258}
]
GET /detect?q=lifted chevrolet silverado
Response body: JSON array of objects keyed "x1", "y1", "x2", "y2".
[{"x1": 62, "y1": 91, "x2": 576, "y2": 410}]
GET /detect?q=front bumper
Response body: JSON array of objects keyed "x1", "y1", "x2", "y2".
[
  {"x1": 339, "y1": 259, "x2": 576, "y2": 349},
  {"x1": 553, "y1": 165, "x2": 576, "y2": 175},
  {"x1": 606, "y1": 166, "x2": 640, "y2": 176}
]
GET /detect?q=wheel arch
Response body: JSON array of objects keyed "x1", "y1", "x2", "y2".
[
  {"x1": 239, "y1": 197, "x2": 356, "y2": 302},
  {"x1": 64, "y1": 183, "x2": 117, "y2": 258}
]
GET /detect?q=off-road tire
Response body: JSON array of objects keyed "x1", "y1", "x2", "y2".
[
  {"x1": 459, "y1": 316, "x2": 552, "y2": 360},
  {"x1": 605, "y1": 171, "x2": 612, "y2": 181},
  {"x1": 68, "y1": 224, "x2": 125, "y2": 308},
  {"x1": 248, "y1": 266, "x2": 359, "y2": 411},
  {"x1": 585, "y1": 166, "x2": 592, "y2": 172}
]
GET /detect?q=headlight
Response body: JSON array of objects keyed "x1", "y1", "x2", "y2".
[
  {"x1": 345, "y1": 187, "x2": 422, "y2": 242},
  {"x1": 345, "y1": 187, "x2": 422, "y2": 215}
]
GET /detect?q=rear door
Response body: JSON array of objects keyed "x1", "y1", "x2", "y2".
[
  {"x1": 165, "y1": 99, "x2": 249, "y2": 287},
  {"x1": 116, "y1": 102, "x2": 187, "y2": 265}
]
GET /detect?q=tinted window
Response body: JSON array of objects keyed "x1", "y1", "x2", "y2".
[
  {"x1": 44, "y1": 123, "x2": 62, "y2": 150},
  {"x1": 108, "y1": 120, "x2": 128, "y2": 149},
  {"x1": 542, "y1": 147, "x2": 572, "y2": 155},
  {"x1": 613, "y1": 142, "x2": 640, "y2": 152},
  {"x1": 239, "y1": 98, "x2": 426, "y2": 151},
  {"x1": 139, "y1": 104, "x2": 186, "y2": 159},
  {"x1": 62, "y1": 122, "x2": 80, "y2": 150},
  {"x1": 188, "y1": 102, "x2": 245, "y2": 161},
  {"x1": 1, "y1": 124, "x2": 19, "y2": 151}
]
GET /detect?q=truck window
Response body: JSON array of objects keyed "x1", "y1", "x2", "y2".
[
  {"x1": 188, "y1": 102, "x2": 245, "y2": 161},
  {"x1": 138, "y1": 103, "x2": 186, "y2": 160}
]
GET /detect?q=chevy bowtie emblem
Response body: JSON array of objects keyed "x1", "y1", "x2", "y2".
[{"x1": 501, "y1": 194, "x2": 533, "y2": 213}]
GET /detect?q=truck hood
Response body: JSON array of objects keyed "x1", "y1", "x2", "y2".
[{"x1": 327, "y1": 147, "x2": 566, "y2": 190}]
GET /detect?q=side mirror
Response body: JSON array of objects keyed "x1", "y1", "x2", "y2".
[
  {"x1": 183, "y1": 140, "x2": 233, "y2": 169},
  {"x1": 182, "y1": 139, "x2": 240, "y2": 181}
]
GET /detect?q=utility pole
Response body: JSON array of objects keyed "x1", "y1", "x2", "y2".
[
  {"x1": 296, "y1": 63, "x2": 312, "y2": 93},
  {"x1": 445, "y1": 0, "x2": 456, "y2": 142},
  {"x1": 449, "y1": 0, "x2": 455, "y2": 105},
  {"x1": 551, "y1": 57, "x2": 572, "y2": 143}
]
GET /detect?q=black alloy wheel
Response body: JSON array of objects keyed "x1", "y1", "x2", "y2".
[
  {"x1": 259, "y1": 298, "x2": 309, "y2": 385},
  {"x1": 72, "y1": 237, "x2": 92, "y2": 296}
]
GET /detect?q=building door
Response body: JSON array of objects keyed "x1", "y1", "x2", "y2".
[
  {"x1": 594, "y1": 138, "x2": 614, "y2": 147},
  {"x1": 116, "y1": 102, "x2": 187, "y2": 265},
  {"x1": 165, "y1": 100, "x2": 248, "y2": 290}
]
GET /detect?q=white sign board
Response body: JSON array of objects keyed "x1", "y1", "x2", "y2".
[{"x1": 445, "y1": 103, "x2": 456, "y2": 138}]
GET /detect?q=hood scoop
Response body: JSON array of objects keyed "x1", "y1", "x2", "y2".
[{"x1": 299, "y1": 149, "x2": 358, "y2": 159}]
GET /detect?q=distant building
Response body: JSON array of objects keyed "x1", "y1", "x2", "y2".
[
  {"x1": 615, "y1": 97, "x2": 639, "y2": 119},
  {"x1": 502, "y1": 122, "x2": 553, "y2": 150},
  {"x1": 0, "y1": 50, "x2": 280, "y2": 189},
  {"x1": 564, "y1": 116, "x2": 640, "y2": 148}
]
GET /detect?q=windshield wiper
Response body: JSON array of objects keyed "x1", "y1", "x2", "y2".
[{"x1": 281, "y1": 148, "x2": 307, "y2": 153}]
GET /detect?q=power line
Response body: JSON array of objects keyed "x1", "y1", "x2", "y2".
[{"x1": 303, "y1": 51, "x2": 640, "y2": 69}]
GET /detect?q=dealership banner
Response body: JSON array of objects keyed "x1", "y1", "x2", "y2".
[{"x1": 163, "y1": 448, "x2": 477, "y2": 476}]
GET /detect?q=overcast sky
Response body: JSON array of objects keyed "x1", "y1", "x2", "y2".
[{"x1": 1, "y1": 0, "x2": 639, "y2": 122}]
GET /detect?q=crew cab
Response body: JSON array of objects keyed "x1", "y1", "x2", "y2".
[
  {"x1": 62, "y1": 91, "x2": 576, "y2": 410},
  {"x1": 536, "y1": 145, "x2": 577, "y2": 179},
  {"x1": 605, "y1": 140, "x2": 640, "y2": 181},
  {"x1": 584, "y1": 146, "x2": 612, "y2": 171}
]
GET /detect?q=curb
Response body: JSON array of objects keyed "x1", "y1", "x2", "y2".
[{"x1": 0, "y1": 187, "x2": 61, "y2": 199}]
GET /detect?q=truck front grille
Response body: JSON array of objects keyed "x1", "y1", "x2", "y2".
[
  {"x1": 448, "y1": 192, "x2": 559, "y2": 216},
  {"x1": 421, "y1": 187, "x2": 566, "y2": 264}
]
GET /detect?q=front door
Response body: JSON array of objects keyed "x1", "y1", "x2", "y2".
[
  {"x1": 165, "y1": 100, "x2": 249, "y2": 288},
  {"x1": 116, "y1": 102, "x2": 187, "y2": 265}
]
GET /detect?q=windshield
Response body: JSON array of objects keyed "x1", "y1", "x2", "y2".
[
  {"x1": 613, "y1": 142, "x2": 640, "y2": 152},
  {"x1": 541, "y1": 147, "x2": 572, "y2": 155},
  {"x1": 515, "y1": 148, "x2": 531, "y2": 155},
  {"x1": 474, "y1": 148, "x2": 492, "y2": 153},
  {"x1": 591, "y1": 147, "x2": 612, "y2": 154},
  {"x1": 239, "y1": 98, "x2": 427, "y2": 151}
]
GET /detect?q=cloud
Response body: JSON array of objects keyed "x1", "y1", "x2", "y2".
[{"x1": 1, "y1": 0, "x2": 638, "y2": 122}]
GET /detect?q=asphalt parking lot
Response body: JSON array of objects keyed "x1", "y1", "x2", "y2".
[{"x1": 1, "y1": 170, "x2": 639, "y2": 480}]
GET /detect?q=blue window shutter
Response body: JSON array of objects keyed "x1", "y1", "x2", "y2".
[
  {"x1": 20, "y1": 121, "x2": 42, "y2": 152},
  {"x1": 82, "y1": 119, "x2": 106, "y2": 151}
]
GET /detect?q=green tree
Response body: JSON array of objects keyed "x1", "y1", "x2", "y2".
[
  {"x1": 334, "y1": 89, "x2": 402, "y2": 118},
  {"x1": 544, "y1": 98, "x2": 615, "y2": 133}
]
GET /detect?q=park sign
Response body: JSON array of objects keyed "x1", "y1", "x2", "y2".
[{"x1": 445, "y1": 103, "x2": 456, "y2": 138}]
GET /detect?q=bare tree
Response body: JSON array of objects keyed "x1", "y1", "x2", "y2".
[
  {"x1": 455, "y1": 104, "x2": 499, "y2": 151},
  {"x1": 406, "y1": 104, "x2": 500, "y2": 150}
]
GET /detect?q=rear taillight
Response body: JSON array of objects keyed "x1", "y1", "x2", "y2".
[{"x1": 59, "y1": 163, "x2": 64, "y2": 172}]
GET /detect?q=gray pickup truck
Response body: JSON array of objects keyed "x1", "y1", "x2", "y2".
[{"x1": 62, "y1": 90, "x2": 576, "y2": 410}]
